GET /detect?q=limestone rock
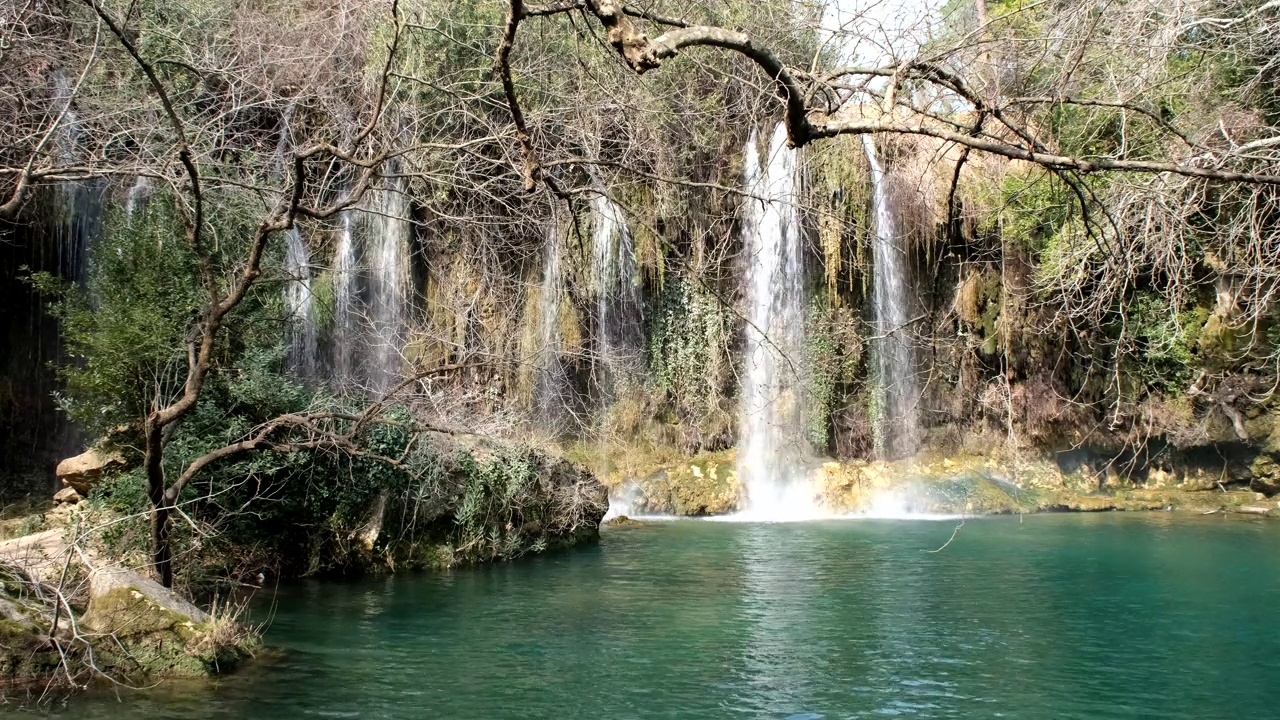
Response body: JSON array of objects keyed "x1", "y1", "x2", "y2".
[
  {"x1": 1250, "y1": 453, "x2": 1280, "y2": 496},
  {"x1": 80, "y1": 566, "x2": 257, "y2": 679},
  {"x1": 632, "y1": 450, "x2": 741, "y2": 516},
  {"x1": 603, "y1": 515, "x2": 645, "y2": 527},
  {"x1": 55, "y1": 447, "x2": 127, "y2": 495},
  {"x1": 1178, "y1": 467, "x2": 1225, "y2": 492},
  {"x1": 83, "y1": 566, "x2": 210, "y2": 632},
  {"x1": 52, "y1": 486, "x2": 81, "y2": 505},
  {"x1": 0, "y1": 581, "x2": 61, "y2": 683}
]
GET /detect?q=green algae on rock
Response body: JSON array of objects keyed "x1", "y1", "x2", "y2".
[
  {"x1": 597, "y1": 448, "x2": 1280, "y2": 519},
  {"x1": 81, "y1": 567, "x2": 257, "y2": 679},
  {"x1": 625, "y1": 450, "x2": 743, "y2": 516}
]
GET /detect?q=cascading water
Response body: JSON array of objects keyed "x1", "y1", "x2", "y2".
[
  {"x1": 591, "y1": 192, "x2": 642, "y2": 387},
  {"x1": 535, "y1": 225, "x2": 569, "y2": 427},
  {"x1": 283, "y1": 227, "x2": 316, "y2": 377},
  {"x1": 862, "y1": 135, "x2": 918, "y2": 456},
  {"x1": 4, "y1": 72, "x2": 105, "y2": 480},
  {"x1": 332, "y1": 210, "x2": 358, "y2": 383},
  {"x1": 362, "y1": 178, "x2": 412, "y2": 395},
  {"x1": 51, "y1": 73, "x2": 98, "y2": 288},
  {"x1": 274, "y1": 109, "x2": 320, "y2": 378},
  {"x1": 736, "y1": 123, "x2": 814, "y2": 519},
  {"x1": 124, "y1": 176, "x2": 151, "y2": 224}
]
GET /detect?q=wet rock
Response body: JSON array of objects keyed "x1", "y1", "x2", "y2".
[
  {"x1": 632, "y1": 450, "x2": 741, "y2": 516},
  {"x1": 55, "y1": 447, "x2": 127, "y2": 495},
  {"x1": 603, "y1": 515, "x2": 645, "y2": 527}
]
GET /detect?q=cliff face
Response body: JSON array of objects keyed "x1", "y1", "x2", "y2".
[
  {"x1": 0, "y1": 185, "x2": 102, "y2": 501},
  {"x1": 3, "y1": 0, "x2": 1277, "y2": 514}
]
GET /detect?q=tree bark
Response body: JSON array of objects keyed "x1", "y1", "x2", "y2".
[
  {"x1": 150, "y1": 501, "x2": 173, "y2": 589},
  {"x1": 143, "y1": 418, "x2": 173, "y2": 587}
]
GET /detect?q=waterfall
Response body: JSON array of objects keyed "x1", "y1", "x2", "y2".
[
  {"x1": 332, "y1": 210, "x2": 358, "y2": 384},
  {"x1": 535, "y1": 225, "x2": 569, "y2": 426},
  {"x1": 274, "y1": 106, "x2": 320, "y2": 379},
  {"x1": 50, "y1": 73, "x2": 97, "y2": 288},
  {"x1": 591, "y1": 192, "x2": 641, "y2": 387},
  {"x1": 284, "y1": 227, "x2": 317, "y2": 376},
  {"x1": 862, "y1": 135, "x2": 918, "y2": 456},
  {"x1": 736, "y1": 123, "x2": 814, "y2": 519},
  {"x1": 362, "y1": 178, "x2": 412, "y2": 395},
  {"x1": 124, "y1": 176, "x2": 151, "y2": 224}
]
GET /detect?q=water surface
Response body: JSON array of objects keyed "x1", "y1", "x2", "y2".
[{"x1": 31, "y1": 514, "x2": 1280, "y2": 718}]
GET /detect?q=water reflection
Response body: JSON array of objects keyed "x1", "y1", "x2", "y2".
[
  {"x1": 736, "y1": 523, "x2": 827, "y2": 717},
  {"x1": 30, "y1": 515, "x2": 1280, "y2": 720}
]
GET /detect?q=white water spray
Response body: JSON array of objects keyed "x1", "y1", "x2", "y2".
[
  {"x1": 363, "y1": 178, "x2": 412, "y2": 395},
  {"x1": 124, "y1": 176, "x2": 151, "y2": 224},
  {"x1": 591, "y1": 192, "x2": 642, "y2": 383},
  {"x1": 862, "y1": 135, "x2": 918, "y2": 456},
  {"x1": 283, "y1": 227, "x2": 316, "y2": 377},
  {"x1": 535, "y1": 225, "x2": 569, "y2": 427},
  {"x1": 332, "y1": 211, "x2": 358, "y2": 383},
  {"x1": 736, "y1": 124, "x2": 817, "y2": 519}
]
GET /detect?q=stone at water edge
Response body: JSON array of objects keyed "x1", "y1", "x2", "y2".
[
  {"x1": 603, "y1": 515, "x2": 646, "y2": 527},
  {"x1": 56, "y1": 447, "x2": 127, "y2": 495},
  {"x1": 82, "y1": 566, "x2": 256, "y2": 678}
]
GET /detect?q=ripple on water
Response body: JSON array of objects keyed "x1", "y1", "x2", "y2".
[{"x1": 39, "y1": 514, "x2": 1280, "y2": 720}]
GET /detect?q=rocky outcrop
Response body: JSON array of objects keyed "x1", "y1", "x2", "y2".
[
  {"x1": 621, "y1": 450, "x2": 742, "y2": 516},
  {"x1": 55, "y1": 447, "x2": 127, "y2": 495},
  {"x1": 1247, "y1": 418, "x2": 1280, "y2": 495},
  {"x1": 81, "y1": 566, "x2": 254, "y2": 678},
  {"x1": 315, "y1": 433, "x2": 609, "y2": 574},
  {"x1": 0, "y1": 582, "x2": 64, "y2": 684},
  {"x1": 0, "y1": 525, "x2": 256, "y2": 687},
  {"x1": 52, "y1": 487, "x2": 81, "y2": 506},
  {"x1": 601, "y1": 448, "x2": 1280, "y2": 518}
]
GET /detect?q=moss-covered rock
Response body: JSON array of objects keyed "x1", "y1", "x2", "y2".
[
  {"x1": 955, "y1": 270, "x2": 1003, "y2": 356},
  {"x1": 816, "y1": 456, "x2": 1047, "y2": 515},
  {"x1": 1250, "y1": 453, "x2": 1280, "y2": 496},
  {"x1": 0, "y1": 593, "x2": 62, "y2": 684},
  {"x1": 629, "y1": 450, "x2": 742, "y2": 516},
  {"x1": 314, "y1": 433, "x2": 609, "y2": 574},
  {"x1": 79, "y1": 567, "x2": 256, "y2": 679},
  {"x1": 610, "y1": 446, "x2": 1280, "y2": 519},
  {"x1": 602, "y1": 515, "x2": 647, "y2": 528}
]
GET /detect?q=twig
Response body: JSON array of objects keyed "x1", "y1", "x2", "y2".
[{"x1": 924, "y1": 519, "x2": 964, "y2": 553}]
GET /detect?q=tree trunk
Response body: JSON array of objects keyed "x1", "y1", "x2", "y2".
[
  {"x1": 143, "y1": 418, "x2": 173, "y2": 588},
  {"x1": 150, "y1": 501, "x2": 173, "y2": 588}
]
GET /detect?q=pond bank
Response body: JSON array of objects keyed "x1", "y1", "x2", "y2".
[{"x1": 1, "y1": 433, "x2": 609, "y2": 694}]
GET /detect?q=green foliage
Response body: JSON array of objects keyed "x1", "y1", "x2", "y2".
[
  {"x1": 804, "y1": 296, "x2": 863, "y2": 450},
  {"x1": 1123, "y1": 293, "x2": 1200, "y2": 397},
  {"x1": 453, "y1": 448, "x2": 541, "y2": 560},
  {"x1": 28, "y1": 195, "x2": 204, "y2": 433},
  {"x1": 986, "y1": 172, "x2": 1080, "y2": 255},
  {"x1": 647, "y1": 275, "x2": 733, "y2": 425}
]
